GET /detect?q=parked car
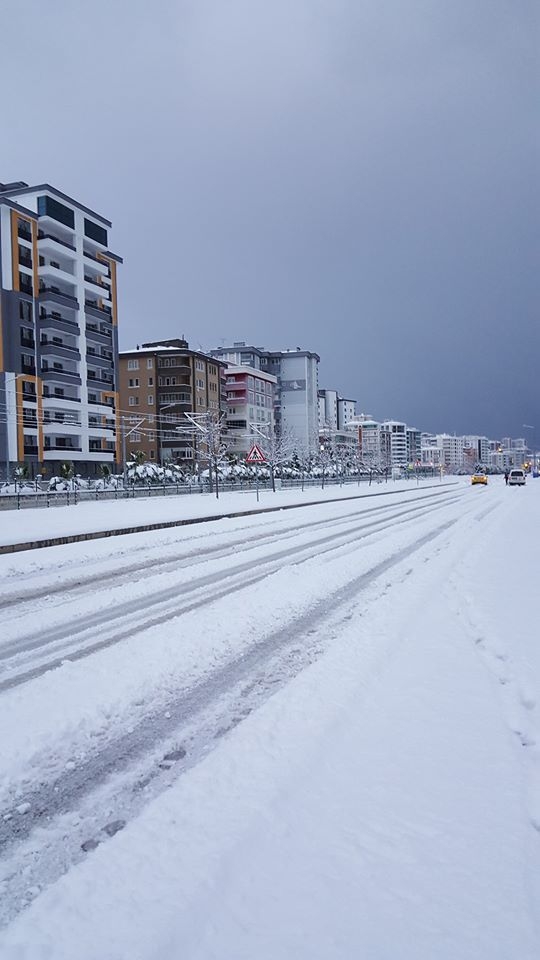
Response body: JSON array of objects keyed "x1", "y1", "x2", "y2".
[
  {"x1": 508, "y1": 469, "x2": 526, "y2": 486},
  {"x1": 471, "y1": 473, "x2": 488, "y2": 485}
]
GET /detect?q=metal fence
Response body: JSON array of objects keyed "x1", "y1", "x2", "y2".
[{"x1": 0, "y1": 472, "x2": 406, "y2": 511}]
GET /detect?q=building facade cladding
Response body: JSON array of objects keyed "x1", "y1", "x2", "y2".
[
  {"x1": 0, "y1": 181, "x2": 122, "y2": 478},
  {"x1": 210, "y1": 343, "x2": 320, "y2": 453},
  {"x1": 224, "y1": 364, "x2": 277, "y2": 455},
  {"x1": 118, "y1": 339, "x2": 226, "y2": 465}
]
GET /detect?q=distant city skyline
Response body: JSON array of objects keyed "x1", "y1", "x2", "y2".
[{"x1": 2, "y1": 0, "x2": 537, "y2": 439}]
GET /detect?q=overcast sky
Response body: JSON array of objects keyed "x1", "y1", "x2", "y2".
[{"x1": 2, "y1": 0, "x2": 538, "y2": 437}]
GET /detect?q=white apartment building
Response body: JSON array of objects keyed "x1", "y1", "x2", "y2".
[
  {"x1": 318, "y1": 389, "x2": 338, "y2": 431},
  {"x1": 381, "y1": 420, "x2": 408, "y2": 468},
  {"x1": 210, "y1": 342, "x2": 320, "y2": 453},
  {"x1": 0, "y1": 180, "x2": 121, "y2": 477},
  {"x1": 338, "y1": 398, "x2": 356, "y2": 430}
]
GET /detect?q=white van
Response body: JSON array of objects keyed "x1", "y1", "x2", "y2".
[{"x1": 508, "y1": 469, "x2": 526, "y2": 486}]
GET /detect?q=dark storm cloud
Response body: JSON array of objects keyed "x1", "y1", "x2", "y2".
[{"x1": 2, "y1": 0, "x2": 538, "y2": 437}]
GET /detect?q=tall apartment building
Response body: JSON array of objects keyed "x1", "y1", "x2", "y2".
[
  {"x1": 119, "y1": 339, "x2": 226, "y2": 464},
  {"x1": 381, "y1": 421, "x2": 408, "y2": 467},
  {"x1": 406, "y1": 427, "x2": 422, "y2": 464},
  {"x1": 224, "y1": 364, "x2": 276, "y2": 456},
  {"x1": 338, "y1": 398, "x2": 356, "y2": 430},
  {"x1": 210, "y1": 342, "x2": 320, "y2": 453},
  {"x1": 318, "y1": 389, "x2": 338, "y2": 431},
  {"x1": 0, "y1": 180, "x2": 121, "y2": 478}
]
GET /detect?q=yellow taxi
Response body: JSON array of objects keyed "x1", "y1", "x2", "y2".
[{"x1": 471, "y1": 473, "x2": 488, "y2": 485}]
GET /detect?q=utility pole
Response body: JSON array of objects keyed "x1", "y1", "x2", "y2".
[{"x1": 122, "y1": 416, "x2": 127, "y2": 488}]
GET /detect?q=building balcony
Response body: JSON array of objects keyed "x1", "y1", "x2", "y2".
[
  {"x1": 39, "y1": 286, "x2": 79, "y2": 310},
  {"x1": 38, "y1": 230, "x2": 76, "y2": 253},
  {"x1": 84, "y1": 274, "x2": 111, "y2": 296},
  {"x1": 21, "y1": 363, "x2": 37, "y2": 375},
  {"x1": 86, "y1": 351, "x2": 114, "y2": 369},
  {"x1": 42, "y1": 418, "x2": 81, "y2": 433},
  {"x1": 44, "y1": 443, "x2": 83, "y2": 453},
  {"x1": 87, "y1": 372, "x2": 115, "y2": 387},
  {"x1": 40, "y1": 341, "x2": 81, "y2": 361},
  {"x1": 39, "y1": 313, "x2": 80, "y2": 338},
  {"x1": 83, "y1": 247, "x2": 109, "y2": 271},
  {"x1": 88, "y1": 398, "x2": 115, "y2": 410},
  {"x1": 85, "y1": 299, "x2": 112, "y2": 319},
  {"x1": 86, "y1": 324, "x2": 112, "y2": 345},
  {"x1": 41, "y1": 368, "x2": 82, "y2": 386}
]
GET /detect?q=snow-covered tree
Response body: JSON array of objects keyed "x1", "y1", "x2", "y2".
[{"x1": 258, "y1": 425, "x2": 297, "y2": 492}]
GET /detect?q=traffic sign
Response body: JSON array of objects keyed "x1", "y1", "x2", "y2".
[{"x1": 246, "y1": 443, "x2": 266, "y2": 464}]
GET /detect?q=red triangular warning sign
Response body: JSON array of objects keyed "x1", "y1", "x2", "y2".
[{"x1": 246, "y1": 443, "x2": 266, "y2": 464}]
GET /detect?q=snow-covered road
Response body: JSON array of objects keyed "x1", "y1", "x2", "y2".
[{"x1": 0, "y1": 478, "x2": 539, "y2": 958}]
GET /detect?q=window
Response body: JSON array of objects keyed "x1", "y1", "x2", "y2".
[
  {"x1": 149, "y1": 450, "x2": 156, "y2": 460},
  {"x1": 128, "y1": 378, "x2": 139, "y2": 387},
  {"x1": 19, "y1": 300, "x2": 33, "y2": 322},
  {"x1": 147, "y1": 377, "x2": 153, "y2": 386},
  {"x1": 129, "y1": 396, "x2": 139, "y2": 407},
  {"x1": 147, "y1": 358, "x2": 153, "y2": 369},
  {"x1": 127, "y1": 359, "x2": 139, "y2": 370},
  {"x1": 131, "y1": 432, "x2": 142, "y2": 442},
  {"x1": 197, "y1": 396, "x2": 204, "y2": 406},
  {"x1": 84, "y1": 218, "x2": 108, "y2": 246},
  {"x1": 196, "y1": 378, "x2": 204, "y2": 389},
  {"x1": 148, "y1": 432, "x2": 155, "y2": 441},
  {"x1": 195, "y1": 360, "x2": 204, "y2": 372},
  {"x1": 19, "y1": 273, "x2": 33, "y2": 294},
  {"x1": 38, "y1": 195, "x2": 75, "y2": 229},
  {"x1": 147, "y1": 395, "x2": 154, "y2": 405}
]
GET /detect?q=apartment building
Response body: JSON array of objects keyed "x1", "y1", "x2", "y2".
[
  {"x1": 119, "y1": 339, "x2": 226, "y2": 464},
  {"x1": 381, "y1": 421, "x2": 408, "y2": 468},
  {"x1": 406, "y1": 427, "x2": 422, "y2": 464},
  {"x1": 210, "y1": 342, "x2": 320, "y2": 453},
  {"x1": 338, "y1": 397, "x2": 356, "y2": 430},
  {"x1": 224, "y1": 364, "x2": 276, "y2": 456},
  {"x1": 0, "y1": 180, "x2": 121, "y2": 478},
  {"x1": 318, "y1": 389, "x2": 338, "y2": 431}
]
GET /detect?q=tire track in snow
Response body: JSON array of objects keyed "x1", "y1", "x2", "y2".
[
  {"x1": 0, "y1": 487, "x2": 458, "y2": 610},
  {"x1": 0, "y1": 494, "x2": 464, "y2": 692},
  {"x1": 0, "y1": 515, "x2": 459, "y2": 925}
]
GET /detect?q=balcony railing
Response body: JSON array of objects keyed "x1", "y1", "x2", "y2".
[
  {"x1": 19, "y1": 252, "x2": 33, "y2": 268},
  {"x1": 39, "y1": 285, "x2": 78, "y2": 306},
  {"x1": 44, "y1": 444, "x2": 83, "y2": 452},
  {"x1": 85, "y1": 299, "x2": 112, "y2": 317},
  {"x1": 21, "y1": 363, "x2": 36, "y2": 375},
  {"x1": 43, "y1": 415, "x2": 81, "y2": 426},
  {"x1": 40, "y1": 312, "x2": 79, "y2": 329},
  {"x1": 38, "y1": 230, "x2": 76, "y2": 251},
  {"x1": 20, "y1": 337, "x2": 35, "y2": 349},
  {"x1": 20, "y1": 279, "x2": 34, "y2": 296}
]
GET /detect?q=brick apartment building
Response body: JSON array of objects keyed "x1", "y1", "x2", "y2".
[{"x1": 118, "y1": 339, "x2": 226, "y2": 465}]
